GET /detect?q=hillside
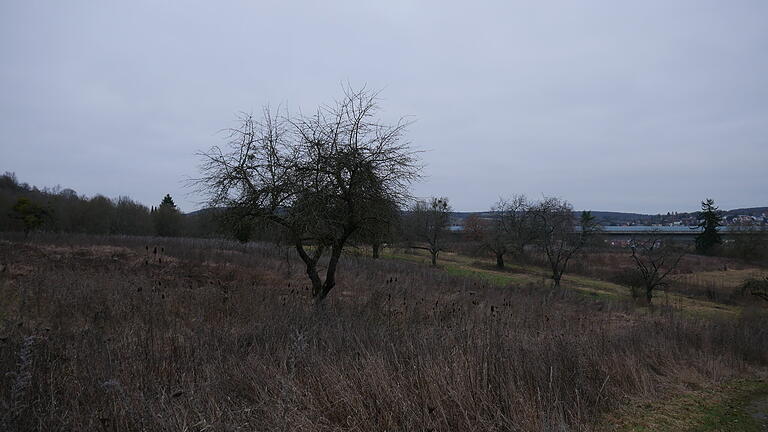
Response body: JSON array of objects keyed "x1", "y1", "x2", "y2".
[{"x1": 449, "y1": 207, "x2": 768, "y2": 226}]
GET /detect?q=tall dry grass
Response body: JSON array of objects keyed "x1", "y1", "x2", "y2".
[{"x1": 0, "y1": 234, "x2": 766, "y2": 431}]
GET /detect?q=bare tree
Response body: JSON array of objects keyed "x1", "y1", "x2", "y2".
[
  {"x1": 629, "y1": 234, "x2": 684, "y2": 304},
  {"x1": 195, "y1": 87, "x2": 420, "y2": 303},
  {"x1": 462, "y1": 213, "x2": 486, "y2": 242},
  {"x1": 479, "y1": 210, "x2": 508, "y2": 269},
  {"x1": 530, "y1": 197, "x2": 599, "y2": 288},
  {"x1": 408, "y1": 197, "x2": 452, "y2": 266},
  {"x1": 354, "y1": 197, "x2": 400, "y2": 259},
  {"x1": 483, "y1": 195, "x2": 536, "y2": 268}
]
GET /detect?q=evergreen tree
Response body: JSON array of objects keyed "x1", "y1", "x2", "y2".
[
  {"x1": 160, "y1": 194, "x2": 176, "y2": 208},
  {"x1": 695, "y1": 198, "x2": 722, "y2": 254},
  {"x1": 153, "y1": 194, "x2": 182, "y2": 237}
]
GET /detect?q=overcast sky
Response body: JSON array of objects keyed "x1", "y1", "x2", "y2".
[{"x1": 1, "y1": 1, "x2": 766, "y2": 214}]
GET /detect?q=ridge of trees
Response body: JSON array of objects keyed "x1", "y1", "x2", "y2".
[{"x1": 0, "y1": 172, "x2": 215, "y2": 238}]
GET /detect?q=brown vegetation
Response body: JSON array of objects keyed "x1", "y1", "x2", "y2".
[{"x1": 1, "y1": 234, "x2": 767, "y2": 431}]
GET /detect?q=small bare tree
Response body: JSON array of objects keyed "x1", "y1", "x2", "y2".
[
  {"x1": 408, "y1": 197, "x2": 451, "y2": 266},
  {"x1": 195, "y1": 87, "x2": 420, "y2": 303},
  {"x1": 354, "y1": 198, "x2": 400, "y2": 259},
  {"x1": 629, "y1": 235, "x2": 684, "y2": 304},
  {"x1": 480, "y1": 213, "x2": 508, "y2": 268},
  {"x1": 489, "y1": 195, "x2": 536, "y2": 267},
  {"x1": 462, "y1": 213, "x2": 486, "y2": 242},
  {"x1": 530, "y1": 197, "x2": 599, "y2": 288}
]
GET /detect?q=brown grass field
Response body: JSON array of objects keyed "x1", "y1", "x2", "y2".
[{"x1": 1, "y1": 234, "x2": 768, "y2": 431}]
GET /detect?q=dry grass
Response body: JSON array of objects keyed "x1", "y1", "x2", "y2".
[
  {"x1": 1, "y1": 234, "x2": 767, "y2": 431},
  {"x1": 602, "y1": 376, "x2": 768, "y2": 431},
  {"x1": 389, "y1": 248, "x2": 754, "y2": 318}
]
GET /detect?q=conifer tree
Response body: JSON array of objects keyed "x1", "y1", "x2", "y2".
[
  {"x1": 695, "y1": 198, "x2": 722, "y2": 254},
  {"x1": 153, "y1": 194, "x2": 182, "y2": 237}
]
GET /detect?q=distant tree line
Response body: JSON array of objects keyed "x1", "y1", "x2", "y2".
[{"x1": 0, "y1": 172, "x2": 220, "y2": 238}]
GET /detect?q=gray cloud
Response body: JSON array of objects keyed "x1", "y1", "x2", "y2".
[{"x1": 2, "y1": 0, "x2": 766, "y2": 213}]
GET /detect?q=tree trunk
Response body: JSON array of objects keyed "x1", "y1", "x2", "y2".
[
  {"x1": 372, "y1": 243, "x2": 380, "y2": 259},
  {"x1": 305, "y1": 261, "x2": 323, "y2": 298},
  {"x1": 316, "y1": 243, "x2": 344, "y2": 304},
  {"x1": 431, "y1": 250, "x2": 438, "y2": 266},
  {"x1": 646, "y1": 286, "x2": 654, "y2": 305},
  {"x1": 295, "y1": 243, "x2": 323, "y2": 298},
  {"x1": 552, "y1": 274, "x2": 561, "y2": 288},
  {"x1": 496, "y1": 253, "x2": 505, "y2": 269}
]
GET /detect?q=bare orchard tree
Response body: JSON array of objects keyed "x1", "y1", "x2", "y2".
[
  {"x1": 503, "y1": 195, "x2": 537, "y2": 257},
  {"x1": 462, "y1": 213, "x2": 486, "y2": 242},
  {"x1": 629, "y1": 234, "x2": 684, "y2": 304},
  {"x1": 354, "y1": 197, "x2": 401, "y2": 259},
  {"x1": 195, "y1": 87, "x2": 420, "y2": 303},
  {"x1": 479, "y1": 210, "x2": 509, "y2": 269},
  {"x1": 530, "y1": 197, "x2": 599, "y2": 288},
  {"x1": 475, "y1": 196, "x2": 535, "y2": 269},
  {"x1": 408, "y1": 197, "x2": 452, "y2": 266}
]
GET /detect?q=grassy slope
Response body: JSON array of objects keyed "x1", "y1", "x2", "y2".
[
  {"x1": 384, "y1": 249, "x2": 744, "y2": 317},
  {"x1": 674, "y1": 268, "x2": 768, "y2": 289},
  {"x1": 380, "y1": 248, "x2": 768, "y2": 430},
  {"x1": 602, "y1": 378, "x2": 768, "y2": 431}
]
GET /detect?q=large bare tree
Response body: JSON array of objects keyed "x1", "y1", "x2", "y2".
[
  {"x1": 196, "y1": 87, "x2": 420, "y2": 303},
  {"x1": 530, "y1": 197, "x2": 599, "y2": 288},
  {"x1": 629, "y1": 234, "x2": 684, "y2": 304}
]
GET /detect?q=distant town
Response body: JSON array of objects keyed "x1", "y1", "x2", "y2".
[{"x1": 448, "y1": 207, "x2": 768, "y2": 231}]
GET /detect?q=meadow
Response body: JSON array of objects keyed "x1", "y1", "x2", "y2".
[{"x1": 1, "y1": 233, "x2": 767, "y2": 431}]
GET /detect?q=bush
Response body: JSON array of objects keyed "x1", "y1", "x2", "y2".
[{"x1": 741, "y1": 277, "x2": 768, "y2": 302}]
